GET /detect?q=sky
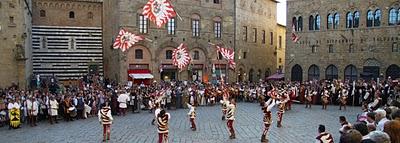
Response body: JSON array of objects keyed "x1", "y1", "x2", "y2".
[{"x1": 276, "y1": 0, "x2": 287, "y2": 25}]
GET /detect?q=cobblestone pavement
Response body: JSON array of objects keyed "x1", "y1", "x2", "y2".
[{"x1": 0, "y1": 103, "x2": 360, "y2": 143}]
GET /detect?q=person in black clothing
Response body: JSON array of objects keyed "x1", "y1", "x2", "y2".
[{"x1": 76, "y1": 92, "x2": 85, "y2": 120}]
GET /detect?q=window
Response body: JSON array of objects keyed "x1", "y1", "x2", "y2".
[
  {"x1": 298, "y1": 16, "x2": 303, "y2": 31},
  {"x1": 309, "y1": 15, "x2": 314, "y2": 30},
  {"x1": 344, "y1": 65, "x2": 357, "y2": 81},
  {"x1": 40, "y1": 10, "x2": 46, "y2": 17},
  {"x1": 389, "y1": 8, "x2": 398, "y2": 26},
  {"x1": 292, "y1": 17, "x2": 297, "y2": 31},
  {"x1": 139, "y1": 15, "x2": 148, "y2": 34},
  {"x1": 167, "y1": 18, "x2": 176, "y2": 35},
  {"x1": 270, "y1": 32, "x2": 273, "y2": 45},
  {"x1": 213, "y1": 0, "x2": 220, "y2": 4},
  {"x1": 325, "y1": 65, "x2": 338, "y2": 80},
  {"x1": 243, "y1": 52, "x2": 247, "y2": 59},
  {"x1": 88, "y1": 12, "x2": 93, "y2": 19},
  {"x1": 308, "y1": 65, "x2": 320, "y2": 80},
  {"x1": 311, "y1": 45, "x2": 317, "y2": 53},
  {"x1": 279, "y1": 58, "x2": 282, "y2": 63},
  {"x1": 354, "y1": 11, "x2": 360, "y2": 28},
  {"x1": 135, "y1": 49, "x2": 143, "y2": 59},
  {"x1": 279, "y1": 36, "x2": 282, "y2": 49},
  {"x1": 9, "y1": 16, "x2": 14, "y2": 24},
  {"x1": 218, "y1": 52, "x2": 223, "y2": 60},
  {"x1": 346, "y1": 12, "x2": 353, "y2": 28},
  {"x1": 327, "y1": 14, "x2": 333, "y2": 29},
  {"x1": 315, "y1": 15, "x2": 320, "y2": 30},
  {"x1": 328, "y1": 45, "x2": 334, "y2": 53},
  {"x1": 253, "y1": 28, "x2": 257, "y2": 43},
  {"x1": 69, "y1": 11, "x2": 75, "y2": 18},
  {"x1": 367, "y1": 10, "x2": 374, "y2": 27},
  {"x1": 334, "y1": 13, "x2": 339, "y2": 29},
  {"x1": 214, "y1": 21, "x2": 221, "y2": 38},
  {"x1": 166, "y1": 50, "x2": 173, "y2": 59},
  {"x1": 374, "y1": 9, "x2": 381, "y2": 27},
  {"x1": 243, "y1": 26, "x2": 247, "y2": 41},
  {"x1": 262, "y1": 30, "x2": 266, "y2": 44},
  {"x1": 193, "y1": 50, "x2": 200, "y2": 60},
  {"x1": 349, "y1": 44, "x2": 354, "y2": 53},
  {"x1": 192, "y1": 14, "x2": 200, "y2": 37},
  {"x1": 393, "y1": 43, "x2": 399, "y2": 52}
]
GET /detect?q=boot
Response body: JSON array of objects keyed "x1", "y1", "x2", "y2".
[
  {"x1": 261, "y1": 135, "x2": 267, "y2": 142},
  {"x1": 230, "y1": 133, "x2": 236, "y2": 139},
  {"x1": 277, "y1": 122, "x2": 282, "y2": 128},
  {"x1": 221, "y1": 115, "x2": 225, "y2": 121}
]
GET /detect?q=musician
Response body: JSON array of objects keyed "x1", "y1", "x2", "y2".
[
  {"x1": 98, "y1": 101, "x2": 113, "y2": 142},
  {"x1": 7, "y1": 98, "x2": 21, "y2": 129},
  {"x1": 157, "y1": 109, "x2": 170, "y2": 143},
  {"x1": 277, "y1": 89, "x2": 289, "y2": 128},
  {"x1": 187, "y1": 103, "x2": 196, "y2": 131},
  {"x1": 26, "y1": 96, "x2": 39, "y2": 127},
  {"x1": 321, "y1": 88, "x2": 330, "y2": 110},
  {"x1": 49, "y1": 96, "x2": 59, "y2": 124},
  {"x1": 305, "y1": 87, "x2": 313, "y2": 108},
  {"x1": 63, "y1": 96, "x2": 73, "y2": 121},
  {"x1": 226, "y1": 99, "x2": 236, "y2": 139},
  {"x1": 261, "y1": 96, "x2": 276, "y2": 143},
  {"x1": 339, "y1": 88, "x2": 348, "y2": 110}
]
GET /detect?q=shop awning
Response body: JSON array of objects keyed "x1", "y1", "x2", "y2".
[
  {"x1": 129, "y1": 73, "x2": 154, "y2": 79},
  {"x1": 266, "y1": 73, "x2": 284, "y2": 80}
]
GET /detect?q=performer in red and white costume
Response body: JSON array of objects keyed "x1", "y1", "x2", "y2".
[
  {"x1": 321, "y1": 88, "x2": 330, "y2": 110},
  {"x1": 226, "y1": 99, "x2": 236, "y2": 139},
  {"x1": 186, "y1": 103, "x2": 196, "y2": 131},
  {"x1": 157, "y1": 109, "x2": 170, "y2": 143},
  {"x1": 261, "y1": 95, "x2": 276, "y2": 143},
  {"x1": 276, "y1": 88, "x2": 289, "y2": 128}
]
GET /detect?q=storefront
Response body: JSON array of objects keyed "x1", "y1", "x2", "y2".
[
  {"x1": 189, "y1": 64, "x2": 204, "y2": 82},
  {"x1": 161, "y1": 64, "x2": 177, "y2": 81},
  {"x1": 128, "y1": 64, "x2": 153, "y2": 85}
]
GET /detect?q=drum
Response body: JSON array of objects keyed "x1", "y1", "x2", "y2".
[
  {"x1": 68, "y1": 107, "x2": 77, "y2": 117},
  {"x1": 9, "y1": 108, "x2": 20, "y2": 129}
]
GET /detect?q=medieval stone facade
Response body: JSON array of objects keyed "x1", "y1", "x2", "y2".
[
  {"x1": 103, "y1": 0, "x2": 279, "y2": 83},
  {"x1": 286, "y1": 0, "x2": 400, "y2": 81},
  {"x1": 277, "y1": 23, "x2": 286, "y2": 73},
  {"x1": 0, "y1": 0, "x2": 32, "y2": 88}
]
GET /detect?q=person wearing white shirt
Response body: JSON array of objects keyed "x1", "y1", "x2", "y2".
[
  {"x1": 49, "y1": 96, "x2": 59, "y2": 124},
  {"x1": 117, "y1": 91, "x2": 130, "y2": 116},
  {"x1": 375, "y1": 109, "x2": 389, "y2": 131},
  {"x1": 26, "y1": 96, "x2": 39, "y2": 127}
]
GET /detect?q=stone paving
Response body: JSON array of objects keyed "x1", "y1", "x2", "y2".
[{"x1": 0, "y1": 103, "x2": 360, "y2": 143}]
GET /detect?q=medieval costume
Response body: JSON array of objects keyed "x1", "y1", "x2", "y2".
[
  {"x1": 157, "y1": 110, "x2": 170, "y2": 143},
  {"x1": 321, "y1": 89, "x2": 330, "y2": 110},
  {"x1": 220, "y1": 99, "x2": 229, "y2": 120},
  {"x1": 305, "y1": 88, "x2": 314, "y2": 108},
  {"x1": 187, "y1": 103, "x2": 196, "y2": 131},
  {"x1": 226, "y1": 100, "x2": 236, "y2": 139},
  {"x1": 7, "y1": 100, "x2": 21, "y2": 129},
  {"x1": 261, "y1": 97, "x2": 276, "y2": 143},
  {"x1": 316, "y1": 131, "x2": 334, "y2": 143},
  {"x1": 277, "y1": 90, "x2": 289, "y2": 128},
  {"x1": 26, "y1": 97, "x2": 39, "y2": 127},
  {"x1": 339, "y1": 88, "x2": 348, "y2": 110},
  {"x1": 49, "y1": 97, "x2": 59, "y2": 124},
  {"x1": 98, "y1": 103, "x2": 113, "y2": 142}
]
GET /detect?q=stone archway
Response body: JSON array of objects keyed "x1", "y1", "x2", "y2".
[{"x1": 291, "y1": 64, "x2": 303, "y2": 82}]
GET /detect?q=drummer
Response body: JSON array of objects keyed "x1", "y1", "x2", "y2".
[{"x1": 7, "y1": 98, "x2": 21, "y2": 129}]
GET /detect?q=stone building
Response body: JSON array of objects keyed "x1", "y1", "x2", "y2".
[
  {"x1": 31, "y1": 0, "x2": 103, "y2": 81},
  {"x1": 103, "y1": 0, "x2": 278, "y2": 84},
  {"x1": 276, "y1": 23, "x2": 286, "y2": 73},
  {"x1": 0, "y1": 0, "x2": 32, "y2": 88},
  {"x1": 286, "y1": 0, "x2": 400, "y2": 82}
]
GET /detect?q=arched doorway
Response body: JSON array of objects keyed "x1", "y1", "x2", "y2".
[
  {"x1": 189, "y1": 48, "x2": 207, "y2": 82},
  {"x1": 238, "y1": 68, "x2": 244, "y2": 82},
  {"x1": 265, "y1": 68, "x2": 271, "y2": 79},
  {"x1": 308, "y1": 64, "x2": 320, "y2": 81},
  {"x1": 386, "y1": 64, "x2": 400, "y2": 79},
  {"x1": 291, "y1": 64, "x2": 303, "y2": 81},
  {"x1": 344, "y1": 65, "x2": 357, "y2": 81},
  {"x1": 257, "y1": 69, "x2": 262, "y2": 81},
  {"x1": 249, "y1": 69, "x2": 254, "y2": 82},
  {"x1": 325, "y1": 65, "x2": 338, "y2": 80},
  {"x1": 159, "y1": 47, "x2": 178, "y2": 81},
  {"x1": 362, "y1": 58, "x2": 380, "y2": 80}
]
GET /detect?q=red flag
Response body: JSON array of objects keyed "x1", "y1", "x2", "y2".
[{"x1": 291, "y1": 24, "x2": 300, "y2": 43}]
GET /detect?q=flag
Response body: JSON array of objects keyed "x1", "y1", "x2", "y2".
[
  {"x1": 216, "y1": 45, "x2": 236, "y2": 70},
  {"x1": 172, "y1": 43, "x2": 191, "y2": 71},
  {"x1": 291, "y1": 24, "x2": 300, "y2": 43},
  {"x1": 142, "y1": 0, "x2": 176, "y2": 28}
]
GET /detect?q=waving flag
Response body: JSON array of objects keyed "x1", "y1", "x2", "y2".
[
  {"x1": 216, "y1": 45, "x2": 236, "y2": 70},
  {"x1": 172, "y1": 43, "x2": 191, "y2": 71},
  {"x1": 143, "y1": 0, "x2": 176, "y2": 28},
  {"x1": 291, "y1": 24, "x2": 300, "y2": 43},
  {"x1": 113, "y1": 29, "x2": 144, "y2": 52}
]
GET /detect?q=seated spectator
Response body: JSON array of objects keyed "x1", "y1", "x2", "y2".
[
  {"x1": 375, "y1": 109, "x2": 389, "y2": 131},
  {"x1": 339, "y1": 129, "x2": 362, "y2": 143},
  {"x1": 367, "y1": 131, "x2": 391, "y2": 143},
  {"x1": 366, "y1": 112, "x2": 376, "y2": 132},
  {"x1": 383, "y1": 120, "x2": 400, "y2": 143},
  {"x1": 339, "y1": 116, "x2": 352, "y2": 134},
  {"x1": 316, "y1": 124, "x2": 334, "y2": 143},
  {"x1": 352, "y1": 122, "x2": 374, "y2": 143}
]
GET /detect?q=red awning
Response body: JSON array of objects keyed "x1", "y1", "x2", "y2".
[{"x1": 128, "y1": 69, "x2": 151, "y2": 74}]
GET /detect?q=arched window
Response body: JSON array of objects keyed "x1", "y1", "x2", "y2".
[
  {"x1": 88, "y1": 12, "x2": 93, "y2": 19},
  {"x1": 346, "y1": 12, "x2": 353, "y2": 28},
  {"x1": 135, "y1": 49, "x2": 143, "y2": 59},
  {"x1": 389, "y1": 8, "x2": 397, "y2": 25},
  {"x1": 249, "y1": 69, "x2": 254, "y2": 82},
  {"x1": 374, "y1": 9, "x2": 381, "y2": 27},
  {"x1": 298, "y1": 16, "x2": 303, "y2": 31},
  {"x1": 349, "y1": 44, "x2": 355, "y2": 53},
  {"x1": 325, "y1": 65, "x2": 338, "y2": 80},
  {"x1": 309, "y1": 15, "x2": 314, "y2": 30},
  {"x1": 344, "y1": 65, "x2": 357, "y2": 81},
  {"x1": 334, "y1": 13, "x2": 339, "y2": 29},
  {"x1": 291, "y1": 64, "x2": 303, "y2": 81},
  {"x1": 257, "y1": 69, "x2": 262, "y2": 80},
  {"x1": 192, "y1": 14, "x2": 201, "y2": 37},
  {"x1": 308, "y1": 65, "x2": 320, "y2": 80},
  {"x1": 167, "y1": 17, "x2": 176, "y2": 35},
  {"x1": 165, "y1": 50, "x2": 173, "y2": 59},
  {"x1": 367, "y1": 10, "x2": 374, "y2": 27},
  {"x1": 386, "y1": 64, "x2": 400, "y2": 79},
  {"x1": 213, "y1": 17, "x2": 222, "y2": 38},
  {"x1": 193, "y1": 50, "x2": 200, "y2": 60},
  {"x1": 354, "y1": 11, "x2": 360, "y2": 28},
  {"x1": 292, "y1": 17, "x2": 297, "y2": 31},
  {"x1": 40, "y1": 10, "x2": 46, "y2": 17},
  {"x1": 139, "y1": 14, "x2": 148, "y2": 34},
  {"x1": 315, "y1": 15, "x2": 320, "y2": 30},
  {"x1": 69, "y1": 11, "x2": 75, "y2": 18},
  {"x1": 327, "y1": 14, "x2": 333, "y2": 29}
]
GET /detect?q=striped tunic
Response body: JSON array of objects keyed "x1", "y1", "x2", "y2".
[{"x1": 157, "y1": 113, "x2": 170, "y2": 133}]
